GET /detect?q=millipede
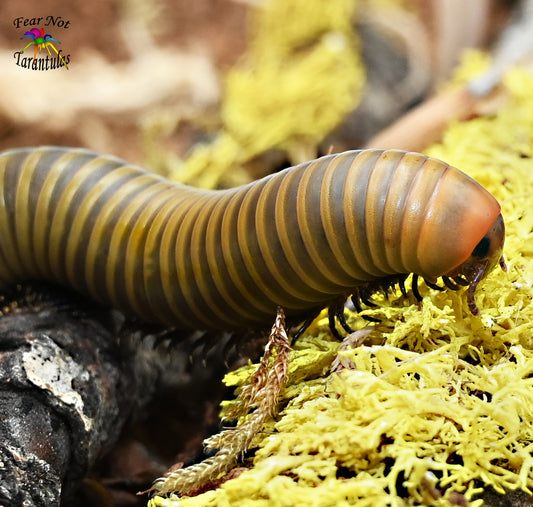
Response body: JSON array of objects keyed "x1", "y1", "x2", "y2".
[{"x1": 0, "y1": 147, "x2": 505, "y2": 338}]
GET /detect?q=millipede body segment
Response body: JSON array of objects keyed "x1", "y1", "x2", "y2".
[{"x1": 0, "y1": 147, "x2": 504, "y2": 331}]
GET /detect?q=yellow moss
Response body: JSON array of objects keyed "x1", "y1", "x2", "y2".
[
  {"x1": 445, "y1": 50, "x2": 492, "y2": 87},
  {"x1": 172, "y1": 0, "x2": 365, "y2": 189},
  {"x1": 150, "y1": 59, "x2": 533, "y2": 506}
]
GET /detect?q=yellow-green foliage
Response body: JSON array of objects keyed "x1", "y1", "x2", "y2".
[
  {"x1": 151, "y1": 62, "x2": 533, "y2": 506},
  {"x1": 172, "y1": 0, "x2": 364, "y2": 189}
]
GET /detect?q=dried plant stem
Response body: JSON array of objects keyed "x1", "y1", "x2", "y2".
[
  {"x1": 149, "y1": 307, "x2": 291, "y2": 497},
  {"x1": 364, "y1": 85, "x2": 505, "y2": 153}
]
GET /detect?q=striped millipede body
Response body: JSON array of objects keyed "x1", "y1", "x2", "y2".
[{"x1": 0, "y1": 147, "x2": 505, "y2": 335}]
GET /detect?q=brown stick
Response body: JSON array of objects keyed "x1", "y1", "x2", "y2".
[{"x1": 364, "y1": 85, "x2": 505, "y2": 153}]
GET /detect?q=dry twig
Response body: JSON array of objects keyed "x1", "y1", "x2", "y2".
[{"x1": 148, "y1": 307, "x2": 291, "y2": 497}]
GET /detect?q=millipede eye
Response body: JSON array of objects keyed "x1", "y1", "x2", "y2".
[{"x1": 472, "y1": 236, "x2": 490, "y2": 258}]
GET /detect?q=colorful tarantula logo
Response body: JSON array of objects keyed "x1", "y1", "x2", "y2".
[{"x1": 20, "y1": 28, "x2": 69, "y2": 69}]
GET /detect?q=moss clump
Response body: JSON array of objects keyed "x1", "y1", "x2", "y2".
[{"x1": 171, "y1": 0, "x2": 365, "y2": 189}]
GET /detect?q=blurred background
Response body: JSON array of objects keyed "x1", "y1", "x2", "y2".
[
  {"x1": 0, "y1": 0, "x2": 246, "y2": 163},
  {"x1": 0, "y1": 0, "x2": 527, "y2": 190}
]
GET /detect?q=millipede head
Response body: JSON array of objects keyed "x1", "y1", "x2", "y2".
[{"x1": 445, "y1": 213, "x2": 506, "y2": 315}]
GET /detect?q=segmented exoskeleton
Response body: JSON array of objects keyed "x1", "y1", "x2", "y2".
[{"x1": 0, "y1": 147, "x2": 505, "y2": 337}]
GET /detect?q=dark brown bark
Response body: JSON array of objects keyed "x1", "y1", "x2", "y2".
[
  {"x1": 0, "y1": 287, "x2": 146, "y2": 506},
  {"x1": 0, "y1": 284, "x2": 266, "y2": 507}
]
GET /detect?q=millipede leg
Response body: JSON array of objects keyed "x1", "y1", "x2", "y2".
[
  {"x1": 328, "y1": 307, "x2": 344, "y2": 341},
  {"x1": 411, "y1": 274, "x2": 422, "y2": 302},
  {"x1": 442, "y1": 276, "x2": 460, "y2": 290},
  {"x1": 424, "y1": 279, "x2": 444, "y2": 291},
  {"x1": 351, "y1": 295, "x2": 363, "y2": 313},
  {"x1": 361, "y1": 296, "x2": 377, "y2": 308},
  {"x1": 350, "y1": 295, "x2": 380, "y2": 323},
  {"x1": 452, "y1": 275, "x2": 469, "y2": 287},
  {"x1": 336, "y1": 309, "x2": 355, "y2": 335},
  {"x1": 397, "y1": 276, "x2": 409, "y2": 297},
  {"x1": 292, "y1": 312, "x2": 320, "y2": 342}
]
